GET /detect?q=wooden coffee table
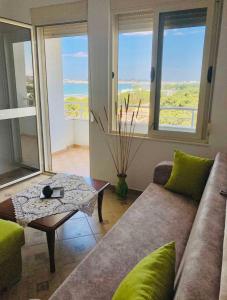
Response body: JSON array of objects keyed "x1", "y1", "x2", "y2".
[{"x1": 0, "y1": 177, "x2": 110, "y2": 273}]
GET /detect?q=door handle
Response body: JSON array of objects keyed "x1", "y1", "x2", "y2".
[
  {"x1": 207, "y1": 66, "x2": 213, "y2": 83},
  {"x1": 151, "y1": 67, "x2": 155, "y2": 82}
]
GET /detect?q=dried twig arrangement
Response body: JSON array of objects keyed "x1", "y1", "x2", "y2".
[{"x1": 90, "y1": 94, "x2": 144, "y2": 175}]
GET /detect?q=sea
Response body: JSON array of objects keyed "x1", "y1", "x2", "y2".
[{"x1": 64, "y1": 82, "x2": 150, "y2": 97}]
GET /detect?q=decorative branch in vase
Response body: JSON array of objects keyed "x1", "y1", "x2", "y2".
[{"x1": 90, "y1": 94, "x2": 144, "y2": 199}]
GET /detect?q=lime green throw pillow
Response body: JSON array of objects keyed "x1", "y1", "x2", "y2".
[
  {"x1": 165, "y1": 150, "x2": 213, "y2": 201},
  {"x1": 112, "y1": 242, "x2": 175, "y2": 300}
]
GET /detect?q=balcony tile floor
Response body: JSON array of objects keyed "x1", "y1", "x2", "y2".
[
  {"x1": 0, "y1": 174, "x2": 140, "y2": 300},
  {"x1": 51, "y1": 145, "x2": 90, "y2": 176}
]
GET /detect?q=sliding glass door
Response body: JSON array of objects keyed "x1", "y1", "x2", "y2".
[{"x1": 0, "y1": 18, "x2": 42, "y2": 187}]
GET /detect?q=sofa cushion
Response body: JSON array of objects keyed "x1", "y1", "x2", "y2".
[
  {"x1": 112, "y1": 242, "x2": 175, "y2": 300},
  {"x1": 50, "y1": 183, "x2": 197, "y2": 300},
  {"x1": 153, "y1": 161, "x2": 173, "y2": 186},
  {"x1": 165, "y1": 150, "x2": 213, "y2": 201},
  {"x1": 0, "y1": 219, "x2": 24, "y2": 265},
  {"x1": 174, "y1": 152, "x2": 226, "y2": 300}
]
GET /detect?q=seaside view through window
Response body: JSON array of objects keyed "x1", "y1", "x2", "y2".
[
  {"x1": 157, "y1": 9, "x2": 207, "y2": 133},
  {"x1": 61, "y1": 35, "x2": 89, "y2": 120},
  {"x1": 117, "y1": 28, "x2": 153, "y2": 134},
  {"x1": 60, "y1": 10, "x2": 206, "y2": 134},
  {"x1": 113, "y1": 8, "x2": 208, "y2": 136}
]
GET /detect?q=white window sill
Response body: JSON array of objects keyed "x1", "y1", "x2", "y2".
[{"x1": 107, "y1": 131, "x2": 210, "y2": 147}]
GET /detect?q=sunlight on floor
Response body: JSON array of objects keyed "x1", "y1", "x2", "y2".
[{"x1": 51, "y1": 146, "x2": 90, "y2": 176}]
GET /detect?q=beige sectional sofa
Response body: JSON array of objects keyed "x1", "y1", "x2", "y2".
[{"x1": 50, "y1": 152, "x2": 227, "y2": 300}]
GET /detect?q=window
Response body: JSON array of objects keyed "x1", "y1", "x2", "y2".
[
  {"x1": 112, "y1": 2, "x2": 220, "y2": 142},
  {"x1": 112, "y1": 12, "x2": 153, "y2": 134},
  {"x1": 154, "y1": 9, "x2": 207, "y2": 134}
]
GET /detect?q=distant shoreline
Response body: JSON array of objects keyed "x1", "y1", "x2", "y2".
[
  {"x1": 64, "y1": 80, "x2": 200, "y2": 85},
  {"x1": 64, "y1": 81, "x2": 200, "y2": 98},
  {"x1": 64, "y1": 94, "x2": 87, "y2": 99}
]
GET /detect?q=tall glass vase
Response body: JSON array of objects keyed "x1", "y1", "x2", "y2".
[{"x1": 116, "y1": 174, "x2": 128, "y2": 199}]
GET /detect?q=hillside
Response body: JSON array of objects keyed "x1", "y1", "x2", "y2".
[{"x1": 64, "y1": 82, "x2": 200, "y2": 129}]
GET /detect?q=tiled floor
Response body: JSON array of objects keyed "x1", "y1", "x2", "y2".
[
  {"x1": 1, "y1": 175, "x2": 139, "y2": 300},
  {"x1": 52, "y1": 146, "x2": 90, "y2": 176},
  {"x1": 0, "y1": 167, "x2": 38, "y2": 186},
  {"x1": 0, "y1": 134, "x2": 40, "y2": 186}
]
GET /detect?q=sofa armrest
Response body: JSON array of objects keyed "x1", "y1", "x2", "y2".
[{"x1": 153, "y1": 161, "x2": 173, "y2": 185}]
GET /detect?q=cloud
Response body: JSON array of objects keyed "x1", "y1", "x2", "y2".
[
  {"x1": 171, "y1": 28, "x2": 204, "y2": 36},
  {"x1": 63, "y1": 51, "x2": 88, "y2": 58},
  {"x1": 122, "y1": 31, "x2": 152, "y2": 36},
  {"x1": 172, "y1": 29, "x2": 184, "y2": 36}
]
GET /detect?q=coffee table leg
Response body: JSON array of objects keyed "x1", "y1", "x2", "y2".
[
  {"x1": 98, "y1": 190, "x2": 104, "y2": 223},
  {"x1": 46, "y1": 231, "x2": 55, "y2": 273}
]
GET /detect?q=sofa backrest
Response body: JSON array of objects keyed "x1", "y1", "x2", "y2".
[{"x1": 174, "y1": 152, "x2": 227, "y2": 300}]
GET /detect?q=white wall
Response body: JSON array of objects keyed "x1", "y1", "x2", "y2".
[
  {"x1": 88, "y1": 0, "x2": 113, "y2": 181},
  {"x1": 1, "y1": 0, "x2": 227, "y2": 189}
]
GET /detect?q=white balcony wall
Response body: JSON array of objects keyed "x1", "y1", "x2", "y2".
[
  {"x1": 45, "y1": 38, "x2": 89, "y2": 153},
  {"x1": 45, "y1": 38, "x2": 74, "y2": 153},
  {"x1": 74, "y1": 120, "x2": 89, "y2": 146}
]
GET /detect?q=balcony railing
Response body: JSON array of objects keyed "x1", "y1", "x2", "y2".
[
  {"x1": 64, "y1": 100, "x2": 198, "y2": 133},
  {"x1": 64, "y1": 100, "x2": 89, "y2": 120},
  {"x1": 159, "y1": 106, "x2": 197, "y2": 132},
  {"x1": 123, "y1": 104, "x2": 198, "y2": 133}
]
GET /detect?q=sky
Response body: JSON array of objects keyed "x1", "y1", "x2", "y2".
[
  {"x1": 24, "y1": 41, "x2": 33, "y2": 77},
  {"x1": 117, "y1": 26, "x2": 205, "y2": 82},
  {"x1": 61, "y1": 35, "x2": 88, "y2": 81},
  {"x1": 60, "y1": 26, "x2": 205, "y2": 83},
  {"x1": 161, "y1": 27, "x2": 205, "y2": 82}
]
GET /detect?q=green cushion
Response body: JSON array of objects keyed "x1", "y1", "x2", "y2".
[
  {"x1": 0, "y1": 251, "x2": 22, "y2": 290},
  {"x1": 165, "y1": 150, "x2": 213, "y2": 201},
  {"x1": 112, "y1": 242, "x2": 175, "y2": 300},
  {"x1": 0, "y1": 219, "x2": 24, "y2": 265}
]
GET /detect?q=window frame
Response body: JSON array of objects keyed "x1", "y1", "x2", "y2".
[{"x1": 110, "y1": 0, "x2": 222, "y2": 143}]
